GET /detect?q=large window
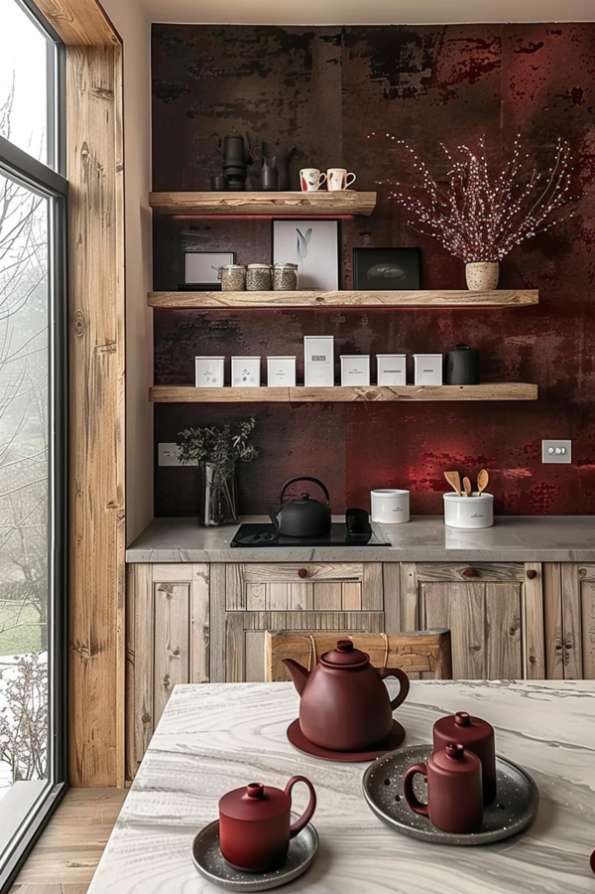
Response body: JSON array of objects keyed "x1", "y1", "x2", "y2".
[{"x1": 0, "y1": 1, "x2": 67, "y2": 888}]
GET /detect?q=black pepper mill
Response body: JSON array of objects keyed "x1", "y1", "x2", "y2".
[{"x1": 446, "y1": 345, "x2": 480, "y2": 385}]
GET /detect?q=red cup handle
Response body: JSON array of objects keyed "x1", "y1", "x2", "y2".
[
  {"x1": 403, "y1": 763, "x2": 429, "y2": 817},
  {"x1": 285, "y1": 775, "x2": 317, "y2": 839},
  {"x1": 380, "y1": 667, "x2": 410, "y2": 711}
]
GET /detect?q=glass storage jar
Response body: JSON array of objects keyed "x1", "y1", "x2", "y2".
[
  {"x1": 272, "y1": 262, "x2": 298, "y2": 291},
  {"x1": 220, "y1": 264, "x2": 246, "y2": 291},
  {"x1": 246, "y1": 263, "x2": 272, "y2": 291}
]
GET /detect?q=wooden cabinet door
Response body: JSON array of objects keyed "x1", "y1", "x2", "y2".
[
  {"x1": 385, "y1": 562, "x2": 544, "y2": 680},
  {"x1": 126, "y1": 564, "x2": 209, "y2": 778},
  {"x1": 544, "y1": 563, "x2": 595, "y2": 678}
]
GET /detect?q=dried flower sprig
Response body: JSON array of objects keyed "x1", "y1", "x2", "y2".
[{"x1": 370, "y1": 133, "x2": 577, "y2": 263}]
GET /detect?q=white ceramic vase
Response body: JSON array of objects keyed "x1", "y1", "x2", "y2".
[{"x1": 465, "y1": 261, "x2": 499, "y2": 291}]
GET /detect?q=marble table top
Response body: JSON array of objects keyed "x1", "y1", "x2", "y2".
[
  {"x1": 89, "y1": 680, "x2": 595, "y2": 893},
  {"x1": 126, "y1": 515, "x2": 595, "y2": 563}
]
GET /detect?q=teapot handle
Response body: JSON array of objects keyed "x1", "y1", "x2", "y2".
[
  {"x1": 379, "y1": 667, "x2": 410, "y2": 711},
  {"x1": 280, "y1": 477, "x2": 330, "y2": 504},
  {"x1": 403, "y1": 762, "x2": 430, "y2": 816},
  {"x1": 285, "y1": 775, "x2": 317, "y2": 839}
]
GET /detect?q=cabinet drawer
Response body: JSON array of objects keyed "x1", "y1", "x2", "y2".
[
  {"x1": 415, "y1": 563, "x2": 526, "y2": 583},
  {"x1": 230, "y1": 563, "x2": 364, "y2": 584}
]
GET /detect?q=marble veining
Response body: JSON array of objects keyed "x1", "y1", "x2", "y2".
[
  {"x1": 126, "y1": 515, "x2": 595, "y2": 563},
  {"x1": 89, "y1": 680, "x2": 595, "y2": 893}
]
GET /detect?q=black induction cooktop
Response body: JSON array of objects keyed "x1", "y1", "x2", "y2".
[{"x1": 230, "y1": 522, "x2": 389, "y2": 548}]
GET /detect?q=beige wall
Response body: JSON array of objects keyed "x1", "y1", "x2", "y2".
[{"x1": 100, "y1": 0, "x2": 153, "y2": 544}]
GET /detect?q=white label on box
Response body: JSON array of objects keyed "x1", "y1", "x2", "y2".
[
  {"x1": 267, "y1": 356, "x2": 296, "y2": 386},
  {"x1": 195, "y1": 356, "x2": 225, "y2": 388},
  {"x1": 413, "y1": 354, "x2": 443, "y2": 386},
  {"x1": 377, "y1": 354, "x2": 406, "y2": 386},
  {"x1": 232, "y1": 356, "x2": 261, "y2": 387},
  {"x1": 340, "y1": 355, "x2": 370, "y2": 386},
  {"x1": 304, "y1": 336, "x2": 334, "y2": 387}
]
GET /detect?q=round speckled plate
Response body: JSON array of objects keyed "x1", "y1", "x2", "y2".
[
  {"x1": 191, "y1": 819, "x2": 319, "y2": 891},
  {"x1": 362, "y1": 744, "x2": 539, "y2": 846}
]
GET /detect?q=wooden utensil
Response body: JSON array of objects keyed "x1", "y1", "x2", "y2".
[
  {"x1": 477, "y1": 469, "x2": 489, "y2": 495},
  {"x1": 462, "y1": 476, "x2": 473, "y2": 497},
  {"x1": 444, "y1": 471, "x2": 462, "y2": 496}
]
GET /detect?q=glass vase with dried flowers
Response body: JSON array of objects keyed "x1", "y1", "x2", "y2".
[
  {"x1": 371, "y1": 133, "x2": 577, "y2": 290},
  {"x1": 177, "y1": 418, "x2": 258, "y2": 526}
]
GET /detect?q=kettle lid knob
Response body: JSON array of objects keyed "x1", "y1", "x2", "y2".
[
  {"x1": 454, "y1": 711, "x2": 472, "y2": 727},
  {"x1": 445, "y1": 743, "x2": 465, "y2": 761},
  {"x1": 244, "y1": 783, "x2": 265, "y2": 800},
  {"x1": 336, "y1": 640, "x2": 354, "y2": 653}
]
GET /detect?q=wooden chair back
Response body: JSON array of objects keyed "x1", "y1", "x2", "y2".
[{"x1": 264, "y1": 629, "x2": 452, "y2": 682}]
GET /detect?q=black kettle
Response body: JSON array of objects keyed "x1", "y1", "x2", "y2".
[{"x1": 270, "y1": 477, "x2": 331, "y2": 537}]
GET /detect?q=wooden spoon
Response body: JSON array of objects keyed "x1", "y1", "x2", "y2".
[
  {"x1": 462, "y1": 476, "x2": 473, "y2": 497},
  {"x1": 444, "y1": 470, "x2": 462, "y2": 496},
  {"x1": 477, "y1": 469, "x2": 489, "y2": 496}
]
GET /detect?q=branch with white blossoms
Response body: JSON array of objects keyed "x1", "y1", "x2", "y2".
[{"x1": 371, "y1": 133, "x2": 577, "y2": 263}]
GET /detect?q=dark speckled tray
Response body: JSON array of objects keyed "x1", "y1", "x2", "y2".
[{"x1": 362, "y1": 744, "x2": 539, "y2": 846}]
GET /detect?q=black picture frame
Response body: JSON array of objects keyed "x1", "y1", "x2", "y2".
[
  {"x1": 353, "y1": 247, "x2": 421, "y2": 290},
  {"x1": 181, "y1": 250, "x2": 237, "y2": 291}
]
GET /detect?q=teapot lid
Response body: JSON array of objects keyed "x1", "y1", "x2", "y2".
[
  {"x1": 320, "y1": 639, "x2": 369, "y2": 669},
  {"x1": 219, "y1": 782, "x2": 289, "y2": 822},
  {"x1": 434, "y1": 711, "x2": 494, "y2": 744}
]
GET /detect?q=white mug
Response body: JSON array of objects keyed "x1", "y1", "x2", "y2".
[
  {"x1": 327, "y1": 168, "x2": 356, "y2": 191},
  {"x1": 300, "y1": 168, "x2": 327, "y2": 192}
]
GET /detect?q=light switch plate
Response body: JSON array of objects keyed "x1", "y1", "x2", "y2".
[
  {"x1": 158, "y1": 443, "x2": 197, "y2": 467},
  {"x1": 541, "y1": 439, "x2": 572, "y2": 464}
]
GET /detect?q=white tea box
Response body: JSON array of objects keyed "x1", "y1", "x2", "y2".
[
  {"x1": 195, "y1": 356, "x2": 225, "y2": 388},
  {"x1": 267, "y1": 356, "x2": 296, "y2": 387},
  {"x1": 413, "y1": 353, "x2": 443, "y2": 386},
  {"x1": 231, "y1": 356, "x2": 261, "y2": 387},
  {"x1": 340, "y1": 355, "x2": 370, "y2": 386},
  {"x1": 377, "y1": 354, "x2": 406, "y2": 386},
  {"x1": 304, "y1": 336, "x2": 334, "y2": 387}
]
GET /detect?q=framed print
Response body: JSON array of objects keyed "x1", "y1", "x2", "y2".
[
  {"x1": 353, "y1": 247, "x2": 421, "y2": 290},
  {"x1": 184, "y1": 251, "x2": 236, "y2": 287},
  {"x1": 273, "y1": 220, "x2": 339, "y2": 290}
]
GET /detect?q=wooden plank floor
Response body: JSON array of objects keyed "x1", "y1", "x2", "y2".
[{"x1": 10, "y1": 788, "x2": 126, "y2": 894}]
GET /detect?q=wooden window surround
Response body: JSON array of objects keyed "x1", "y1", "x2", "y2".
[{"x1": 34, "y1": 0, "x2": 125, "y2": 786}]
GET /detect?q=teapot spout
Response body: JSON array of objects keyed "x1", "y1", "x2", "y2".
[{"x1": 283, "y1": 659, "x2": 310, "y2": 696}]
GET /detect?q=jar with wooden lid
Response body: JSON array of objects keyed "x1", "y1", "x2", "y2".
[
  {"x1": 272, "y1": 262, "x2": 298, "y2": 291},
  {"x1": 246, "y1": 263, "x2": 272, "y2": 291},
  {"x1": 220, "y1": 264, "x2": 246, "y2": 291}
]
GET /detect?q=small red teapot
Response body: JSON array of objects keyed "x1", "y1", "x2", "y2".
[
  {"x1": 284, "y1": 639, "x2": 409, "y2": 752},
  {"x1": 219, "y1": 777, "x2": 316, "y2": 872},
  {"x1": 433, "y1": 710, "x2": 496, "y2": 803},
  {"x1": 404, "y1": 743, "x2": 483, "y2": 834}
]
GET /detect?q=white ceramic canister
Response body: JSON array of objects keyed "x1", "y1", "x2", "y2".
[
  {"x1": 443, "y1": 492, "x2": 494, "y2": 529},
  {"x1": 371, "y1": 489, "x2": 410, "y2": 524}
]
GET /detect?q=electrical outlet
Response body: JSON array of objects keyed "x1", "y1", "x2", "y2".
[
  {"x1": 541, "y1": 439, "x2": 572, "y2": 464},
  {"x1": 157, "y1": 443, "x2": 196, "y2": 467}
]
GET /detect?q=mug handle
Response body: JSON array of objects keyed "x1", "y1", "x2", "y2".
[
  {"x1": 403, "y1": 763, "x2": 429, "y2": 816},
  {"x1": 345, "y1": 172, "x2": 357, "y2": 188},
  {"x1": 318, "y1": 172, "x2": 327, "y2": 187},
  {"x1": 379, "y1": 667, "x2": 410, "y2": 711},
  {"x1": 285, "y1": 775, "x2": 317, "y2": 838}
]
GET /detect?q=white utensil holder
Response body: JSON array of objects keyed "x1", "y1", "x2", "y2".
[
  {"x1": 371, "y1": 489, "x2": 410, "y2": 524},
  {"x1": 443, "y1": 492, "x2": 494, "y2": 529}
]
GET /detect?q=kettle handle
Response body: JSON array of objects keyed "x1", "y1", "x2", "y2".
[
  {"x1": 403, "y1": 762, "x2": 430, "y2": 816},
  {"x1": 379, "y1": 667, "x2": 410, "y2": 711},
  {"x1": 280, "y1": 477, "x2": 330, "y2": 504},
  {"x1": 285, "y1": 775, "x2": 317, "y2": 838}
]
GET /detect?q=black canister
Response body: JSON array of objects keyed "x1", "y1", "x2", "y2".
[{"x1": 446, "y1": 345, "x2": 480, "y2": 385}]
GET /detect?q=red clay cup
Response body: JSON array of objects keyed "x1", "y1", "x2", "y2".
[
  {"x1": 403, "y1": 742, "x2": 483, "y2": 834},
  {"x1": 219, "y1": 776, "x2": 316, "y2": 872}
]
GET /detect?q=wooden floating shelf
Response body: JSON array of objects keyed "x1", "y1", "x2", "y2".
[
  {"x1": 149, "y1": 190, "x2": 377, "y2": 217},
  {"x1": 150, "y1": 384, "x2": 538, "y2": 404},
  {"x1": 149, "y1": 289, "x2": 539, "y2": 309}
]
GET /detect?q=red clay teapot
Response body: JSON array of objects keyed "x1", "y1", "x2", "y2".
[
  {"x1": 284, "y1": 639, "x2": 410, "y2": 751},
  {"x1": 219, "y1": 776, "x2": 316, "y2": 872}
]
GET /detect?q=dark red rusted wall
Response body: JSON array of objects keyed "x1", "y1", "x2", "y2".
[{"x1": 152, "y1": 24, "x2": 595, "y2": 517}]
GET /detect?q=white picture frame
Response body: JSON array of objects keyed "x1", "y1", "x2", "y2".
[
  {"x1": 272, "y1": 220, "x2": 339, "y2": 290},
  {"x1": 184, "y1": 251, "x2": 235, "y2": 285}
]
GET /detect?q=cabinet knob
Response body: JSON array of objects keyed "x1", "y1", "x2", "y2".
[
  {"x1": 462, "y1": 567, "x2": 480, "y2": 578},
  {"x1": 297, "y1": 568, "x2": 309, "y2": 579},
  {"x1": 526, "y1": 569, "x2": 538, "y2": 580}
]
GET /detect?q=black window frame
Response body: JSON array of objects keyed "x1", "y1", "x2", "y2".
[{"x1": 0, "y1": 2, "x2": 68, "y2": 890}]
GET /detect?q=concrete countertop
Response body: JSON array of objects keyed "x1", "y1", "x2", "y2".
[{"x1": 126, "y1": 515, "x2": 595, "y2": 563}]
